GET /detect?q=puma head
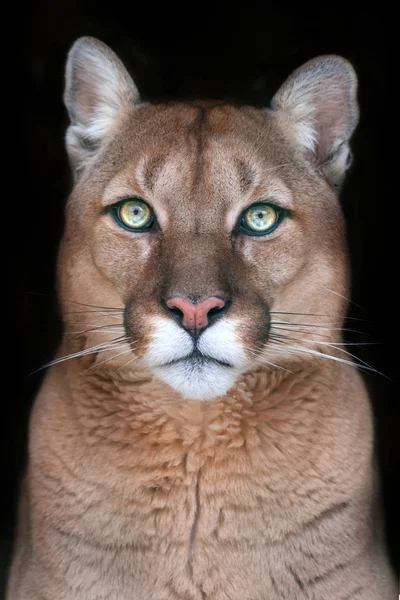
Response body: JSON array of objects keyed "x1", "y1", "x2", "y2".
[{"x1": 60, "y1": 37, "x2": 358, "y2": 400}]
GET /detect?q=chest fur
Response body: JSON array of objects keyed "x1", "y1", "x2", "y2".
[
  {"x1": 30, "y1": 414, "x2": 369, "y2": 596},
  {"x1": 27, "y1": 369, "x2": 374, "y2": 598}
]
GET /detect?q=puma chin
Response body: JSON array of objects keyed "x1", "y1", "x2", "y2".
[{"x1": 145, "y1": 318, "x2": 249, "y2": 400}]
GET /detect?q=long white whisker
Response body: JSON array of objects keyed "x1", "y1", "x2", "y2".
[
  {"x1": 35, "y1": 337, "x2": 130, "y2": 372},
  {"x1": 116, "y1": 354, "x2": 139, "y2": 372},
  {"x1": 270, "y1": 333, "x2": 377, "y2": 346},
  {"x1": 316, "y1": 341, "x2": 379, "y2": 369},
  {"x1": 270, "y1": 333, "x2": 379, "y2": 368},
  {"x1": 270, "y1": 321, "x2": 369, "y2": 336},
  {"x1": 65, "y1": 311, "x2": 123, "y2": 320},
  {"x1": 66, "y1": 321, "x2": 125, "y2": 327},
  {"x1": 326, "y1": 288, "x2": 367, "y2": 312},
  {"x1": 270, "y1": 311, "x2": 368, "y2": 323},
  {"x1": 245, "y1": 347, "x2": 294, "y2": 374},
  {"x1": 272, "y1": 320, "x2": 344, "y2": 329},
  {"x1": 88, "y1": 347, "x2": 135, "y2": 370},
  {"x1": 47, "y1": 342, "x2": 128, "y2": 364},
  {"x1": 267, "y1": 343, "x2": 384, "y2": 376},
  {"x1": 66, "y1": 330, "x2": 125, "y2": 335},
  {"x1": 63, "y1": 299, "x2": 124, "y2": 311}
]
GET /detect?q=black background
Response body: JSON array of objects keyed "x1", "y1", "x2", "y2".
[{"x1": 5, "y1": 2, "x2": 398, "y2": 594}]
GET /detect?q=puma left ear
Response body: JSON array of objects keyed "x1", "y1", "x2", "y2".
[
  {"x1": 64, "y1": 37, "x2": 140, "y2": 178},
  {"x1": 271, "y1": 56, "x2": 359, "y2": 189}
]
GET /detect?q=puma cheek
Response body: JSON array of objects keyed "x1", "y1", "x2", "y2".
[
  {"x1": 197, "y1": 319, "x2": 249, "y2": 368},
  {"x1": 144, "y1": 318, "x2": 194, "y2": 368}
]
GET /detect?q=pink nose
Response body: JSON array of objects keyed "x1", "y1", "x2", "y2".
[{"x1": 165, "y1": 296, "x2": 226, "y2": 331}]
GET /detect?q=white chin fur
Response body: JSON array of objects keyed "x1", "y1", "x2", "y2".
[
  {"x1": 145, "y1": 317, "x2": 249, "y2": 401},
  {"x1": 154, "y1": 361, "x2": 242, "y2": 401}
]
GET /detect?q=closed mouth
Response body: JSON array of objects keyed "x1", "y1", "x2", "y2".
[{"x1": 163, "y1": 349, "x2": 233, "y2": 369}]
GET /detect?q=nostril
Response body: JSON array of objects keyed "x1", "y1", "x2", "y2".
[
  {"x1": 207, "y1": 306, "x2": 221, "y2": 319},
  {"x1": 162, "y1": 300, "x2": 184, "y2": 319},
  {"x1": 168, "y1": 306, "x2": 184, "y2": 318},
  {"x1": 207, "y1": 299, "x2": 231, "y2": 321},
  {"x1": 163, "y1": 298, "x2": 196, "y2": 327}
]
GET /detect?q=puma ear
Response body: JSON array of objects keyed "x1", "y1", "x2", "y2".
[
  {"x1": 64, "y1": 37, "x2": 140, "y2": 177},
  {"x1": 271, "y1": 56, "x2": 359, "y2": 189}
]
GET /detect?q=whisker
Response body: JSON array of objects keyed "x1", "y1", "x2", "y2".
[
  {"x1": 269, "y1": 333, "x2": 380, "y2": 368},
  {"x1": 270, "y1": 311, "x2": 369, "y2": 322},
  {"x1": 326, "y1": 288, "x2": 368, "y2": 313},
  {"x1": 33, "y1": 336, "x2": 130, "y2": 373},
  {"x1": 87, "y1": 346, "x2": 135, "y2": 370},
  {"x1": 270, "y1": 311, "x2": 329, "y2": 317},
  {"x1": 66, "y1": 322, "x2": 125, "y2": 327},
  {"x1": 65, "y1": 310, "x2": 123, "y2": 319},
  {"x1": 270, "y1": 333, "x2": 378, "y2": 346},
  {"x1": 65, "y1": 324, "x2": 125, "y2": 340},
  {"x1": 116, "y1": 354, "x2": 139, "y2": 372},
  {"x1": 63, "y1": 299, "x2": 124, "y2": 311},
  {"x1": 233, "y1": 321, "x2": 369, "y2": 339},
  {"x1": 273, "y1": 321, "x2": 349, "y2": 329},
  {"x1": 272, "y1": 326, "x2": 342, "y2": 339},
  {"x1": 266, "y1": 342, "x2": 387, "y2": 377},
  {"x1": 271, "y1": 324, "x2": 369, "y2": 336},
  {"x1": 267, "y1": 341, "x2": 358, "y2": 367},
  {"x1": 66, "y1": 330, "x2": 126, "y2": 336},
  {"x1": 244, "y1": 347, "x2": 294, "y2": 374},
  {"x1": 89, "y1": 337, "x2": 140, "y2": 371}
]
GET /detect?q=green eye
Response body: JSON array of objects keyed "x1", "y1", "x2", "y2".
[
  {"x1": 113, "y1": 199, "x2": 153, "y2": 231},
  {"x1": 241, "y1": 203, "x2": 282, "y2": 235}
]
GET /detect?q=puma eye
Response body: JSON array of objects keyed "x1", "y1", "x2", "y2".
[
  {"x1": 240, "y1": 203, "x2": 284, "y2": 236},
  {"x1": 112, "y1": 199, "x2": 154, "y2": 231}
]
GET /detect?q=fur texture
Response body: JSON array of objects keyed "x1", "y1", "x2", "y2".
[{"x1": 7, "y1": 37, "x2": 395, "y2": 599}]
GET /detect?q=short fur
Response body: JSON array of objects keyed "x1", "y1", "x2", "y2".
[{"x1": 7, "y1": 37, "x2": 395, "y2": 599}]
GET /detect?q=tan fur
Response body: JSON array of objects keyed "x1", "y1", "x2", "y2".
[{"x1": 8, "y1": 38, "x2": 395, "y2": 599}]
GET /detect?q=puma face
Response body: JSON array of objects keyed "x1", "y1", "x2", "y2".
[{"x1": 60, "y1": 38, "x2": 358, "y2": 400}]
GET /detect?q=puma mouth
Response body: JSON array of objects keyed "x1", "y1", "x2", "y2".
[
  {"x1": 163, "y1": 349, "x2": 234, "y2": 369},
  {"x1": 146, "y1": 317, "x2": 249, "y2": 400}
]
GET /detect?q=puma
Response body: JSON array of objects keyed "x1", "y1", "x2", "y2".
[{"x1": 7, "y1": 37, "x2": 396, "y2": 599}]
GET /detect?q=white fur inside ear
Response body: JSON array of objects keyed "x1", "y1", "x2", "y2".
[
  {"x1": 274, "y1": 80, "x2": 318, "y2": 153},
  {"x1": 73, "y1": 45, "x2": 133, "y2": 139},
  {"x1": 287, "y1": 110, "x2": 317, "y2": 154},
  {"x1": 271, "y1": 56, "x2": 358, "y2": 187},
  {"x1": 64, "y1": 37, "x2": 139, "y2": 174}
]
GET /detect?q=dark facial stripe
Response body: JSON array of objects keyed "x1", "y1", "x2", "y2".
[
  {"x1": 234, "y1": 158, "x2": 256, "y2": 194},
  {"x1": 142, "y1": 154, "x2": 166, "y2": 193},
  {"x1": 191, "y1": 105, "x2": 207, "y2": 189}
]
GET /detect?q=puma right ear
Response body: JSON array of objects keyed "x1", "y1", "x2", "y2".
[
  {"x1": 64, "y1": 37, "x2": 140, "y2": 178},
  {"x1": 271, "y1": 56, "x2": 359, "y2": 189}
]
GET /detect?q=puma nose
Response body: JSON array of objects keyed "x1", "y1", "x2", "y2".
[{"x1": 165, "y1": 296, "x2": 227, "y2": 332}]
